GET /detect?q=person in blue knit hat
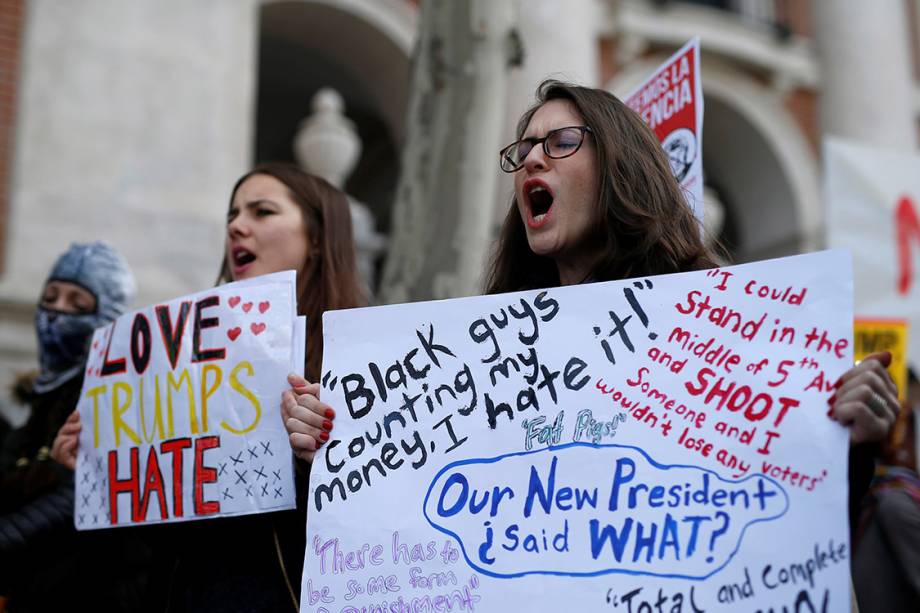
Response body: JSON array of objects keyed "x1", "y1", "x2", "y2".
[
  {"x1": 0, "y1": 242, "x2": 165, "y2": 612},
  {"x1": 32, "y1": 241, "x2": 136, "y2": 393}
]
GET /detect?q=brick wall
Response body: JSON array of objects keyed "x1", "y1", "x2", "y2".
[{"x1": 0, "y1": 0, "x2": 24, "y2": 275}]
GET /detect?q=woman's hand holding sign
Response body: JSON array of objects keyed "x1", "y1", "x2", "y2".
[
  {"x1": 282, "y1": 373, "x2": 335, "y2": 463},
  {"x1": 50, "y1": 410, "x2": 82, "y2": 470},
  {"x1": 829, "y1": 351, "x2": 899, "y2": 444}
]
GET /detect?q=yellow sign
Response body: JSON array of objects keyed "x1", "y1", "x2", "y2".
[{"x1": 854, "y1": 318, "x2": 909, "y2": 401}]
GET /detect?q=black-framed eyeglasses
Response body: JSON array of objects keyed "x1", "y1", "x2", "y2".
[{"x1": 499, "y1": 126, "x2": 593, "y2": 173}]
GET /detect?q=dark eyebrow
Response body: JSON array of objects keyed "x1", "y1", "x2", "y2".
[
  {"x1": 520, "y1": 127, "x2": 558, "y2": 141},
  {"x1": 228, "y1": 198, "x2": 280, "y2": 213},
  {"x1": 245, "y1": 198, "x2": 281, "y2": 209}
]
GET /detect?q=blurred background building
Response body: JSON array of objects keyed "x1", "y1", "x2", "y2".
[{"x1": 1, "y1": 0, "x2": 919, "y2": 422}]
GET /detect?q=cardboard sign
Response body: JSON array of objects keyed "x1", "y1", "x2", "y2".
[
  {"x1": 854, "y1": 318, "x2": 909, "y2": 401},
  {"x1": 625, "y1": 38, "x2": 704, "y2": 222},
  {"x1": 303, "y1": 251, "x2": 853, "y2": 612},
  {"x1": 75, "y1": 271, "x2": 304, "y2": 529},
  {"x1": 826, "y1": 137, "x2": 920, "y2": 373}
]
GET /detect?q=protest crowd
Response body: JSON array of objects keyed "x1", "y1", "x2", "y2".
[{"x1": 1, "y1": 5, "x2": 919, "y2": 613}]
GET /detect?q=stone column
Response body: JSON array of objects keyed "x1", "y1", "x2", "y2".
[
  {"x1": 813, "y1": 0, "x2": 918, "y2": 150},
  {"x1": 505, "y1": 0, "x2": 601, "y2": 123}
]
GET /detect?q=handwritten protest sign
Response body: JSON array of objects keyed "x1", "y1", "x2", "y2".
[
  {"x1": 626, "y1": 38, "x2": 704, "y2": 223},
  {"x1": 854, "y1": 318, "x2": 908, "y2": 402},
  {"x1": 75, "y1": 270, "x2": 303, "y2": 529},
  {"x1": 303, "y1": 251, "x2": 853, "y2": 612},
  {"x1": 826, "y1": 136, "x2": 920, "y2": 373}
]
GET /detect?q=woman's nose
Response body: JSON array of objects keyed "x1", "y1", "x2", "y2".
[
  {"x1": 522, "y1": 143, "x2": 548, "y2": 172},
  {"x1": 227, "y1": 214, "x2": 249, "y2": 238},
  {"x1": 50, "y1": 297, "x2": 69, "y2": 312}
]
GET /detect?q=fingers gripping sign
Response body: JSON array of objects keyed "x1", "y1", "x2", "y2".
[
  {"x1": 828, "y1": 351, "x2": 900, "y2": 444},
  {"x1": 51, "y1": 410, "x2": 83, "y2": 470},
  {"x1": 282, "y1": 372, "x2": 336, "y2": 463}
]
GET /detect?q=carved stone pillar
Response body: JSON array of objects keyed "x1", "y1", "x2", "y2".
[{"x1": 813, "y1": 0, "x2": 917, "y2": 150}]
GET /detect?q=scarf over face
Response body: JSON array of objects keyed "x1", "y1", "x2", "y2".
[{"x1": 34, "y1": 241, "x2": 136, "y2": 393}]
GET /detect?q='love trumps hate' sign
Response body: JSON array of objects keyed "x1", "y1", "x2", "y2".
[
  {"x1": 75, "y1": 271, "x2": 304, "y2": 529},
  {"x1": 304, "y1": 251, "x2": 853, "y2": 613}
]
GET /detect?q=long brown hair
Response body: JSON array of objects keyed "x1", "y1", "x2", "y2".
[
  {"x1": 486, "y1": 80, "x2": 717, "y2": 293},
  {"x1": 219, "y1": 163, "x2": 365, "y2": 380}
]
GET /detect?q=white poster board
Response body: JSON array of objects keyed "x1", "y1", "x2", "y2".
[
  {"x1": 825, "y1": 136, "x2": 920, "y2": 373},
  {"x1": 75, "y1": 271, "x2": 303, "y2": 529},
  {"x1": 303, "y1": 252, "x2": 853, "y2": 612},
  {"x1": 625, "y1": 37, "x2": 705, "y2": 223}
]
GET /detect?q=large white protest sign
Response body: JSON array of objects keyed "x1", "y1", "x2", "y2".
[
  {"x1": 75, "y1": 271, "x2": 302, "y2": 529},
  {"x1": 303, "y1": 251, "x2": 853, "y2": 612},
  {"x1": 626, "y1": 38, "x2": 704, "y2": 223},
  {"x1": 825, "y1": 136, "x2": 920, "y2": 372}
]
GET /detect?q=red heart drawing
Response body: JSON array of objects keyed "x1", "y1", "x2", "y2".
[
  {"x1": 258, "y1": 301, "x2": 270, "y2": 313},
  {"x1": 251, "y1": 322, "x2": 266, "y2": 335},
  {"x1": 86, "y1": 365, "x2": 93, "y2": 376},
  {"x1": 92, "y1": 341, "x2": 98, "y2": 349},
  {"x1": 227, "y1": 327, "x2": 242, "y2": 341},
  {"x1": 242, "y1": 302, "x2": 253, "y2": 313},
  {"x1": 228, "y1": 296, "x2": 241, "y2": 308}
]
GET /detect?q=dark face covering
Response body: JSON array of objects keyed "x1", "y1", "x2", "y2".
[
  {"x1": 33, "y1": 242, "x2": 135, "y2": 394},
  {"x1": 34, "y1": 307, "x2": 100, "y2": 381}
]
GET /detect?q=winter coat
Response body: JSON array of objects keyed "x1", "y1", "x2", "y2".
[{"x1": 0, "y1": 374, "x2": 169, "y2": 613}]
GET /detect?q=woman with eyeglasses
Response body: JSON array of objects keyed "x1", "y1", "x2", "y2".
[
  {"x1": 286, "y1": 81, "x2": 899, "y2": 506},
  {"x1": 492, "y1": 82, "x2": 714, "y2": 287},
  {"x1": 488, "y1": 79, "x2": 899, "y2": 522}
]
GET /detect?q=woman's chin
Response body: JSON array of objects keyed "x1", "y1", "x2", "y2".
[
  {"x1": 230, "y1": 262, "x2": 260, "y2": 281},
  {"x1": 526, "y1": 235, "x2": 561, "y2": 260}
]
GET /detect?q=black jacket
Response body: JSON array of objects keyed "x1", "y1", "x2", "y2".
[{"x1": 0, "y1": 374, "x2": 169, "y2": 613}]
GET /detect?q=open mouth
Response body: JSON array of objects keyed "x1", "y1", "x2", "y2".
[
  {"x1": 232, "y1": 247, "x2": 256, "y2": 269},
  {"x1": 524, "y1": 180, "x2": 555, "y2": 227}
]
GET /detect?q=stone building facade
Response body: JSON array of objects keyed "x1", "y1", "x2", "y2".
[{"x1": 1, "y1": 0, "x2": 918, "y2": 423}]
